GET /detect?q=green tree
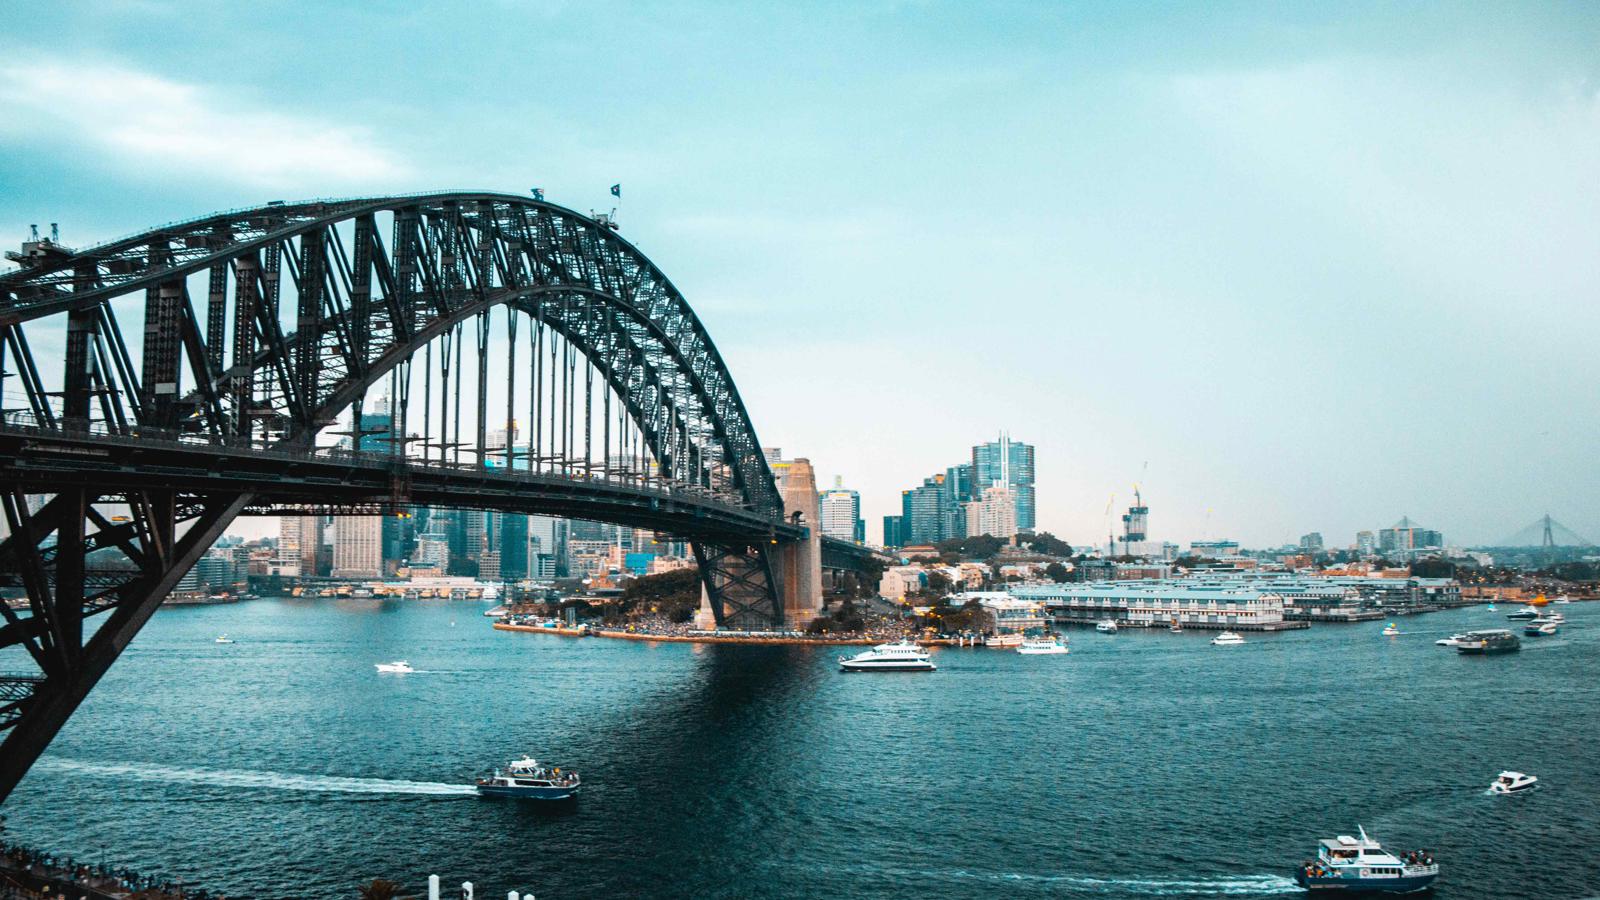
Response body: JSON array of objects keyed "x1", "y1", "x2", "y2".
[
  {"x1": 618, "y1": 568, "x2": 701, "y2": 621},
  {"x1": 1045, "y1": 561, "x2": 1070, "y2": 583},
  {"x1": 357, "y1": 879, "x2": 413, "y2": 900}
]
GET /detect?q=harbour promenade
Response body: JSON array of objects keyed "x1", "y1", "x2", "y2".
[{"x1": 2, "y1": 842, "x2": 217, "y2": 900}]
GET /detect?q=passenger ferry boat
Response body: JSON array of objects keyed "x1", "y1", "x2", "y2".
[
  {"x1": 1017, "y1": 636, "x2": 1068, "y2": 655},
  {"x1": 1295, "y1": 827, "x2": 1438, "y2": 893},
  {"x1": 1456, "y1": 630, "x2": 1520, "y2": 654},
  {"x1": 839, "y1": 640, "x2": 935, "y2": 671},
  {"x1": 475, "y1": 757, "x2": 580, "y2": 800},
  {"x1": 985, "y1": 632, "x2": 1024, "y2": 649}
]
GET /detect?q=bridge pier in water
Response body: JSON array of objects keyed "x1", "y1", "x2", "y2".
[{"x1": 696, "y1": 457, "x2": 823, "y2": 630}]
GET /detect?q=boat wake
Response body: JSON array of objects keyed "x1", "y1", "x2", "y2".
[
  {"x1": 829, "y1": 863, "x2": 1299, "y2": 896},
  {"x1": 941, "y1": 870, "x2": 1302, "y2": 895},
  {"x1": 36, "y1": 758, "x2": 476, "y2": 797}
]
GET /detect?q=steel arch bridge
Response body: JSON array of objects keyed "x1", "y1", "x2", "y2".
[{"x1": 0, "y1": 192, "x2": 825, "y2": 802}]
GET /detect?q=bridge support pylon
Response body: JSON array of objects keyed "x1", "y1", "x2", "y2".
[{"x1": 693, "y1": 457, "x2": 823, "y2": 631}]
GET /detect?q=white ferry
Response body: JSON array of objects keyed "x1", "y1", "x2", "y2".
[
  {"x1": 1294, "y1": 827, "x2": 1438, "y2": 893},
  {"x1": 839, "y1": 640, "x2": 935, "y2": 672},
  {"x1": 986, "y1": 632, "x2": 1024, "y2": 649},
  {"x1": 1210, "y1": 631, "x2": 1246, "y2": 646},
  {"x1": 1017, "y1": 636, "x2": 1068, "y2": 655},
  {"x1": 476, "y1": 757, "x2": 579, "y2": 801}
]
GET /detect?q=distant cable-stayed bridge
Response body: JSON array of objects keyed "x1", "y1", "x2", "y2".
[
  {"x1": 0, "y1": 193, "x2": 883, "y2": 803},
  {"x1": 1493, "y1": 515, "x2": 1594, "y2": 548}
]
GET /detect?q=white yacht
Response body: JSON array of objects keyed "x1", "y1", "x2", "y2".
[
  {"x1": 1211, "y1": 631, "x2": 1246, "y2": 646},
  {"x1": 1017, "y1": 636, "x2": 1068, "y2": 655},
  {"x1": 1095, "y1": 619, "x2": 1119, "y2": 633},
  {"x1": 1525, "y1": 619, "x2": 1559, "y2": 636},
  {"x1": 839, "y1": 641, "x2": 935, "y2": 672},
  {"x1": 1489, "y1": 771, "x2": 1538, "y2": 794},
  {"x1": 375, "y1": 660, "x2": 415, "y2": 674},
  {"x1": 1505, "y1": 606, "x2": 1541, "y2": 620}
]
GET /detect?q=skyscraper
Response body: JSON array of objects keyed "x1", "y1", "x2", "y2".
[
  {"x1": 965, "y1": 485, "x2": 1018, "y2": 539},
  {"x1": 818, "y1": 476, "x2": 864, "y2": 542},
  {"x1": 882, "y1": 515, "x2": 904, "y2": 549},
  {"x1": 972, "y1": 435, "x2": 1035, "y2": 531}
]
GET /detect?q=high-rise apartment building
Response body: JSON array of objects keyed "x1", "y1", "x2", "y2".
[
  {"x1": 972, "y1": 435, "x2": 1035, "y2": 531},
  {"x1": 965, "y1": 485, "x2": 1018, "y2": 539},
  {"x1": 1378, "y1": 517, "x2": 1444, "y2": 555},
  {"x1": 1356, "y1": 531, "x2": 1377, "y2": 558},
  {"x1": 332, "y1": 516, "x2": 382, "y2": 577}
]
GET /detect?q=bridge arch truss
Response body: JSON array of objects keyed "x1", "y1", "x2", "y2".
[{"x1": 0, "y1": 193, "x2": 800, "y2": 801}]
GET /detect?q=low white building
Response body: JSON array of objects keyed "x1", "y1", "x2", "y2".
[{"x1": 1013, "y1": 582, "x2": 1288, "y2": 629}]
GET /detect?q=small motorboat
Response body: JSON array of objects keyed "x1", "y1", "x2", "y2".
[
  {"x1": 1553, "y1": 595, "x2": 1571, "y2": 605},
  {"x1": 1381, "y1": 623, "x2": 1400, "y2": 636},
  {"x1": 1211, "y1": 631, "x2": 1245, "y2": 646},
  {"x1": 1489, "y1": 771, "x2": 1538, "y2": 794},
  {"x1": 839, "y1": 640, "x2": 935, "y2": 672},
  {"x1": 1017, "y1": 636, "x2": 1068, "y2": 655},
  {"x1": 1543, "y1": 611, "x2": 1566, "y2": 624},
  {"x1": 375, "y1": 660, "x2": 415, "y2": 674},
  {"x1": 214, "y1": 634, "x2": 235, "y2": 644},
  {"x1": 1435, "y1": 633, "x2": 1467, "y2": 647},
  {"x1": 1294, "y1": 826, "x2": 1438, "y2": 893},
  {"x1": 1168, "y1": 618, "x2": 1183, "y2": 633},
  {"x1": 1486, "y1": 602, "x2": 1497, "y2": 611},
  {"x1": 1095, "y1": 619, "x2": 1119, "y2": 634},
  {"x1": 1524, "y1": 619, "x2": 1558, "y2": 636},
  {"x1": 476, "y1": 757, "x2": 580, "y2": 801}
]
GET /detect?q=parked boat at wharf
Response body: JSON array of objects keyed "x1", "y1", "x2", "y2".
[{"x1": 1017, "y1": 636, "x2": 1068, "y2": 655}]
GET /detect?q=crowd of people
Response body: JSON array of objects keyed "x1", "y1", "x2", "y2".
[{"x1": 1, "y1": 841, "x2": 221, "y2": 900}]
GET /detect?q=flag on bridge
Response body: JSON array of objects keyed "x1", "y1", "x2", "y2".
[
  {"x1": 610, "y1": 184, "x2": 622, "y2": 198},
  {"x1": 530, "y1": 187, "x2": 545, "y2": 201}
]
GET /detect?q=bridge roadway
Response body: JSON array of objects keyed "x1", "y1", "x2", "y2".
[{"x1": 0, "y1": 424, "x2": 804, "y2": 545}]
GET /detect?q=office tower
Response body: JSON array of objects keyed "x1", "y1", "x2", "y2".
[
  {"x1": 818, "y1": 476, "x2": 865, "y2": 542},
  {"x1": 972, "y1": 435, "x2": 1035, "y2": 531},
  {"x1": 882, "y1": 515, "x2": 904, "y2": 549}
]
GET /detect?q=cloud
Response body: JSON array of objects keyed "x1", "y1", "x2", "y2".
[{"x1": 0, "y1": 57, "x2": 412, "y2": 189}]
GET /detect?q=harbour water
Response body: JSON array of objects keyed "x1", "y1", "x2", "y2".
[{"x1": 7, "y1": 599, "x2": 1598, "y2": 899}]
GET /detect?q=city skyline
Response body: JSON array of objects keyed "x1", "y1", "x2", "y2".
[{"x1": 2, "y1": 3, "x2": 1597, "y2": 547}]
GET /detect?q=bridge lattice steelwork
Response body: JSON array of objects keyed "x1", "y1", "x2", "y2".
[{"x1": 0, "y1": 193, "x2": 816, "y2": 802}]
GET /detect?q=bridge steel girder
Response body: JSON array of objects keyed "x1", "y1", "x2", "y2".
[{"x1": 0, "y1": 194, "x2": 801, "y2": 802}]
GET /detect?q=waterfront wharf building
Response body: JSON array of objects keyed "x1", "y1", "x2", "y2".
[{"x1": 1013, "y1": 582, "x2": 1303, "y2": 631}]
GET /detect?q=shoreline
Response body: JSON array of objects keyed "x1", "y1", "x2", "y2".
[{"x1": 492, "y1": 622, "x2": 896, "y2": 645}]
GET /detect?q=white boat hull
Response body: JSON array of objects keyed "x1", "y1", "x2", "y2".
[{"x1": 839, "y1": 659, "x2": 936, "y2": 671}]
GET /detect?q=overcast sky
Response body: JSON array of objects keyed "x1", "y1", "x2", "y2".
[{"x1": 3, "y1": 1, "x2": 1597, "y2": 549}]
